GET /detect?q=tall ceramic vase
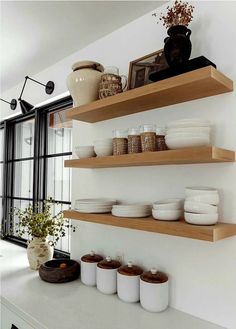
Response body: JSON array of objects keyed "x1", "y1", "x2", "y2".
[
  {"x1": 164, "y1": 25, "x2": 192, "y2": 66},
  {"x1": 27, "y1": 237, "x2": 54, "y2": 270},
  {"x1": 67, "y1": 61, "x2": 104, "y2": 107}
]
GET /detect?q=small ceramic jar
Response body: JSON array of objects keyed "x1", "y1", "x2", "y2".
[
  {"x1": 96, "y1": 256, "x2": 121, "y2": 294},
  {"x1": 140, "y1": 268, "x2": 169, "y2": 312},
  {"x1": 80, "y1": 251, "x2": 103, "y2": 286},
  {"x1": 117, "y1": 261, "x2": 143, "y2": 303}
]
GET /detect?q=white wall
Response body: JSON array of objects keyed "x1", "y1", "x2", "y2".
[{"x1": 1, "y1": 2, "x2": 236, "y2": 328}]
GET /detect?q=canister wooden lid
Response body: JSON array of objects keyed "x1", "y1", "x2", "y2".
[
  {"x1": 97, "y1": 256, "x2": 121, "y2": 269},
  {"x1": 118, "y1": 261, "x2": 143, "y2": 276},
  {"x1": 81, "y1": 251, "x2": 103, "y2": 263},
  {"x1": 72, "y1": 60, "x2": 104, "y2": 72},
  {"x1": 140, "y1": 268, "x2": 168, "y2": 283}
]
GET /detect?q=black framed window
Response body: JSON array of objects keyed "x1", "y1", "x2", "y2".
[{"x1": 1, "y1": 95, "x2": 73, "y2": 255}]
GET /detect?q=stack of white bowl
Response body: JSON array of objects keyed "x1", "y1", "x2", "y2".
[
  {"x1": 75, "y1": 145, "x2": 95, "y2": 159},
  {"x1": 165, "y1": 118, "x2": 211, "y2": 149},
  {"x1": 152, "y1": 199, "x2": 183, "y2": 221},
  {"x1": 184, "y1": 187, "x2": 219, "y2": 225},
  {"x1": 94, "y1": 138, "x2": 113, "y2": 157},
  {"x1": 112, "y1": 204, "x2": 151, "y2": 218},
  {"x1": 74, "y1": 198, "x2": 116, "y2": 213}
]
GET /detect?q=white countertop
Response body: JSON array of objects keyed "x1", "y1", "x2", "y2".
[{"x1": 0, "y1": 240, "x2": 225, "y2": 329}]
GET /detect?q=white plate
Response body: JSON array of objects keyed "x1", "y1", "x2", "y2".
[
  {"x1": 184, "y1": 201, "x2": 218, "y2": 214},
  {"x1": 112, "y1": 209, "x2": 151, "y2": 218},
  {"x1": 167, "y1": 119, "x2": 210, "y2": 129},
  {"x1": 113, "y1": 204, "x2": 151, "y2": 210},
  {"x1": 185, "y1": 187, "x2": 218, "y2": 197},
  {"x1": 167, "y1": 127, "x2": 211, "y2": 134},
  {"x1": 165, "y1": 136, "x2": 210, "y2": 149},
  {"x1": 76, "y1": 208, "x2": 112, "y2": 214},
  {"x1": 75, "y1": 198, "x2": 116, "y2": 205},
  {"x1": 152, "y1": 209, "x2": 182, "y2": 221},
  {"x1": 184, "y1": 212, "x2": 218, "y2": 225}
]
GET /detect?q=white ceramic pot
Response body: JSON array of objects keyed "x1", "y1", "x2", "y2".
[
  {"x1": 117, "y1": 261, "x2": 143, "y2": 303},
  {"x1": 140, "y1": 268, "x2": 169, "y2": 313},
  {"x1": 81, "y1": 251, "x2": 103, "y2": 286},
  {"x1": 67, "y1": 61, "x2": 104, "y2": 107},
  {"x1": 27, "y1": 237, "x2": 54, "y2": 270},
  {"x1": 96, "y1": 256, "x2": 121, "y2": 294}
]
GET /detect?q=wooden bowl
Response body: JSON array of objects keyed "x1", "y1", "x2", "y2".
[{"x1": 39, "y1": 259, "x2": 80, "y2": 283}]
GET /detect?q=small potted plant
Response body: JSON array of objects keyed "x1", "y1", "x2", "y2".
[
  {"x1": 153, "y1": 0, "x2": 194, "y2": 66},
  {"x1": 12, "y1": 200, "x2": 76, "y2": 270}
]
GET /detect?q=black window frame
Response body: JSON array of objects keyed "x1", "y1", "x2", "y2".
[{"x1": 1, "y1": 95, "x2": 73, "y2": 257}]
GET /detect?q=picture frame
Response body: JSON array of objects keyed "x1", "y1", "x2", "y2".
[{"x1": 127, "y1": 49, "x2": 168, "y2": 90}]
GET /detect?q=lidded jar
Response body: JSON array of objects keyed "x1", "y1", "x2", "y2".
[
  {"x1": 117, "y1": 261, "x2": 143, "y2": 303},
  {"x1": 66, "y1": 61, "x2": 104, "y2": 107},
  {"x1": 140, "y1": 268, "x2": 169, "y2": 312},
  {"x1": 96, "y1": 256, "x2": 121, "y2": 294},
  {"x1": 140, "y1": 124, "x2": 157, "y2": 152},
  {"x1": 80, "y1": 251, "x2": 103, "y2": 286}
]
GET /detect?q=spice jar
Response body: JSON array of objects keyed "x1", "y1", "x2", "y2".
[
  {"x1": 81, "y1": 251, "x2": 103, "y2": 286},
  {"x1": 96, "y1": 256, "x2": 121, "y2": 294},
  {"x1": 117, "y1": 261, "x2": 143, "y2": 303},
  {"x1": 140, "y1": 268, "x2": 169, "y2": 312},
  {"x1": 140, "y1": 124, "x2": 157, "y2": 152},
  {"x1": 112, "y1": 129, "x2": 128, "y2": 155},
  {"x1": 156, "y1": 127, "x2": 168, "y2": 151},
  {"x1": 128, "y1": 128, "x2": 142, "y2": 154}
]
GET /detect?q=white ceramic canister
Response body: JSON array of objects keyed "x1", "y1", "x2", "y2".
[
  {"x1": 117, "y1": 261, "x2": 143, "y2": 303},
  {"x1": 96, "y1": 256, "x2": 121, "y2": 294},
  {"x1": 140, "y1": 268, "x2": 169, "y2": 312},
  {"x1": 80, "y1": 251, "x2": 103, "y2": 286},
  {"x1": 67, "y1": 61, "x2": 104, "y2": 107}
]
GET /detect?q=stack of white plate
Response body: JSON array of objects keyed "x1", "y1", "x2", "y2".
[
  {"x1": 74, "y1": 198, "x2": 117, "y2": 213},
  {"x1": 112, "y1": 204, "x2": 151, "y2": 218},
  {"x1": 152, "y1": 198, "x2": 184, "y2": 221},
  {"x1": 184, "y1": 187, "x2": 219, "y2": 225},
  {"x1": 165, "y1": 119, "x2": 211, "y2": 149}
]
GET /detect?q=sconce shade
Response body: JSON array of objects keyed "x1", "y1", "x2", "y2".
[
  {"x1": 10, "y1": 99, "x2": 17, "y2": 110},
  {"x1": 45, "y1": 81, "x2": 55, "y2": 94},
  {"x1": 19, "y1": 99, "x2": 34, "y2": 114}
]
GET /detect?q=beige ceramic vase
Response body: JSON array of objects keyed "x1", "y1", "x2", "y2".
[
  {"x1": 67, "y1": 60, "x2": 104, "y2": 107},
  {"x1": 27, "y1": 237, "x2": 54, "y2": 270}
]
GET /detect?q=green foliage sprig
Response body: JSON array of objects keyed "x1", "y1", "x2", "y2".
[{"x1": 12, "y1": 199, "x2": 76, "y2": 246}]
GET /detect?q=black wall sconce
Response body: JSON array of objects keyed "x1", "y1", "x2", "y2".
[
  {"x1": 19, "y1": 76, "x2": 55, "y2": 114},
  {"x1": 0, "y1": 98, "x2": 17, "y2": 110}
]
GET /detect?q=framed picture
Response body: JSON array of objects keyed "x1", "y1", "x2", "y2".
[{"x1": 128, "y1": 49, "x2": 168, "y2": 90}]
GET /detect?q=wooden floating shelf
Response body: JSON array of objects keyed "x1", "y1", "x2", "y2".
[
  {"x1": 64, "y1": 147, "x2": 235, "y2": 169},
  {"x1": 64, "y1": 210, "x2": 236, "y2": 242},
  {"x1": 67, "y1": 66, "x2": 233, "y2": 123}
]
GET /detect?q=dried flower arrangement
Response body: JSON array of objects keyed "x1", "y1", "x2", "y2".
[{"x1": 153, "y1": 0, "x2": 194, "y2": 29}]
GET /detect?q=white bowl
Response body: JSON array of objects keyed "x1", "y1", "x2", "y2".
[
  {"x1": 165, "y1": 136, "x2": 210, "y2": 149},
  {"x1": 167, "y1": 119, "x2": 210, "y2": 129},
  {"x1": 185, "y1": 194, "x2": 219, "y2": 206},
  {"x1": 167, "y1": 127, "x2": 211, "y2": 135},
  {"x1": 94, "y1": 146, "x2": 113, "y2": 157},
  {"x1": 184, "y1": 212, "x2": 218, "y2": 225},
  {"x1": 75, "y1": 146, "x2": 95, "y2": 159},
  {"x1": 152, "y1": 209, "x2": 182, "y2": 221},
  {"x1": 153, "y1": 198, "x2": 184, "y2": 210},
  {"x1": 185, "y1": 187, "x2": 218, "y2": 197},
  {"x1": 184, "y1": 201, "x2": 218, "y2": 214}
]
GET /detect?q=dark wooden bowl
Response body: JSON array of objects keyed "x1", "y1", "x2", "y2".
[{"x1": 39, "y1": 259, "x2": 80, "y2": 283}]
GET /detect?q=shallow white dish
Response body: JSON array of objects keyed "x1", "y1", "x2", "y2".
[
  {"x1": 112, "y1": 209, "x2": 151, "y2": 218},
  {"x1": 167, "y1": 118, "x2": 210, "y2": 129},
  {"x1": 153, "y1": 198, "x2": 184, "y2": 210},
  {"x1": 185, "y1": 187, "x2": 218, "y2": 197},
  {"x1": 184, "y1": 212, "x2": 218, "y2": 225},
  {"x1": 76, "y1": 207, "x2": 112, "y2": 213},
  {"x1": 113, "y1": 204, "x2": 151, "y2": 210},
  {"x1": 167, "y1": 127, "x2": 211, "y2": 135},
  {"x1": 94, "y1": 146, "x2": 113, "y2": 157},
  {"x1": 184, "y1": 201, "x2": 218, "y2": 214},
  {"x1": 185, "y1": 194, "x2": 219, "y2": 205},
  {"x1": 152, "y1": 209, "x2": 182, "y2": 221},
  {"x1": 75, "y1": 146, "x2": 95, "y2": 159},
  {"x1": 165, "y1": 136, "x2": 210, "y2": 149},
  {"x1": 75, "y1": 198, "x2": 116, "y2": 205}
]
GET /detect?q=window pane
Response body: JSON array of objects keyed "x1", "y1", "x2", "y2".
[
  {"x1": 47, "y1": 110, "x2": 72, "y2": 155},
  {"x1": 12, "y1": 199, "x2": 32, "y2": 238},
  {"x1": 47, "y1": 156, "x2": 71, "y2": 202},
  {"x1": 0, "y1": 128, "x2": 4, "y2": 161},
  {"x1": 15, "y1": 119, "x2": 35, "y2": 159},
  {"x1": 0, "y1": 163, "x2": 3, "y2": 196},
  {"x1": 14, "y1": 160, "x2": 33, "y2": 198}
]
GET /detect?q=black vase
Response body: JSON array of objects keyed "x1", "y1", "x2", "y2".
[{"x1": 164, "y1": 25, "x2": 192, "y2": 67}]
